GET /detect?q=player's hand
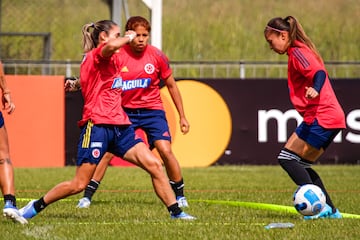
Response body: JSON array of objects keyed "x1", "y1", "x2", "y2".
[
  {"x1": 180, "y1": 117, "x2": 190, "y2": 134},
  {"x1": 65, "y1": 79, "x2": 80, "y2": 92},
  {"x1": 124, "y1": 30, "x2": 137, "y2": 42},
  {"x1": 305, "y1": 86, "x2": 319, "y2": 99},
  {"x1": 2, "y1": 93, "x2": 15, "y2": 114}
]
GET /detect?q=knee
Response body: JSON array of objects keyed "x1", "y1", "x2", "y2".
[
  {"x1": 70, "y1": 181, "x2": 88, "y2": 194},
  {"x1": 145, "y1": 158, "x2": 164, "y2": 176},
  {"x1": 277, "y1": 148, "x2": 299, "y2": 166},
  {"x1": 157, "y1": 147, "x2": 174, "y2": 161}
]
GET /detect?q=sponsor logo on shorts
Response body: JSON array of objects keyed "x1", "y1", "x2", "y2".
[{"x1": 90, "y1": 142, "x2": 103, "y2": 148}]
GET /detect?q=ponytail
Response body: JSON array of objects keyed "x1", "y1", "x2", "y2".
[
  {"x1": 81, "y1": 20, "x2": 117, "y2": 53},
  {"x1": 285, "y1": 16, "x2": 323, "y2": 63},
  {"x1": 82, "y1": 23, "x2": 96, "y2": 53}
]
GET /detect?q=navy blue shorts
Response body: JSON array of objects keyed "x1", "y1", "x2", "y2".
[
  {"x1": 295, "y1": 119, "x2": 341, "y2": 150},
  {"x1": 124, "y1": 108, "x2": 171, "y2": 149},
  {"x1": 76, "y1": 121, "x2": 143, "y2": 166},
  {"x1": 0, "y1": 112, "x2": 4, "y2": 128}
]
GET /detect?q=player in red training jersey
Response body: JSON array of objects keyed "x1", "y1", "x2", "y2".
[
  {"x1": 264, "y1": 16, "x2": 345, "y2": 220},
  {"x1": 20, "y1": 20, "x2": 195, "y2": 220},
  {"x1": 76, "y1": 16, "x2": 191, "y2": 209}
]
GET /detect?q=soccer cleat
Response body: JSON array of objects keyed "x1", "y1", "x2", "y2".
[
  {"x1": 19, "y1": 200, "x2": 38, "y2": 219},
  {"x1": 176, "y1": 196, "x2": 189, "y2": 208},
  {"x1": 76, "y1": 197, "x2": 91, "y2": 208},
  {"x1": 3, "y1": 201, "x2": 28, "y2": 224},
  {"x1": 304, "y1": 204, "x2": 342, "y2": 220},
  {"x1": 329, "y1": 209, "x2": 342, "y2": 219},
  {"x1": 171, "y1": 211, "x2": 196, "y2": 220}
]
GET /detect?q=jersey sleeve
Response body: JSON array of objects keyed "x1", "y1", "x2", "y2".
[
  {"x1": 155, "y1": 49, "x2": 172, "y2": 80},
  {"x1": 290, "y1": 47, "x2": 324, "y2": 81}
]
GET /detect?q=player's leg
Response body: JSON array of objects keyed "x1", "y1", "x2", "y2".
[
  {"x1": 141, "y1": 109, "x2": 188, "y2": 207},
  {"x1": 281, "y1": 121, "x2": 342, "y2": 219},
  {"x1": 0, "y1": 118, "x2": 27, "y2": 224},
  {"x1": 77, "y1": 152, "x2": 114, "y2": 208},
  {"x1": 0, "y1": 124, "x2": 14, "y2": 196},
  {"x1": 20, "y1": 163, "x2": 97, "y2": 219},
  {"x1": 116, "y1": 125, "x2": 194, "y2": 219},
  {"x1": 20, "y1": 122, "x2": 108, "y2": 220},
  {"x1": 123, "y1": 142, "x2": 194, "y2": 219},
  {"x1": 154, "y1": 139, "x2": 187, "y2": 207}
]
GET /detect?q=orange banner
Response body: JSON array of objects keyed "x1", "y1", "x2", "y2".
[{"x1": 3, "y1": 75, "x2": 65, "y2": 167}]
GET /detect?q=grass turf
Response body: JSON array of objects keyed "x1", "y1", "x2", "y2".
[{"x1": 1, "y1": 165, "x2": 359, "y2": 239}]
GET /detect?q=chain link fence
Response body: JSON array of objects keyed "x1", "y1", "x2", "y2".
[
  {"x1": 1, "y1": 1, "x2": 359, "y2": 79},
  {"x1": 0, "y1": 0, "x2": 111, "y2": 61}
]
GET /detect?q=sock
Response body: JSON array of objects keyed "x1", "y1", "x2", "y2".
[
  {"x1": 169, "y1": 179, "x2": 184, "y2": 198},
  {"x1": 278, "y1": 148, "x2": 337, "y2": 213},
  {"x1": 84, "y1": 179, "x2": 100, "y2": 200},
  {"x1": 33, "y1": 197, "x2": 47, "y2": 213},
  {"x1": 4, "y1": 194, "x2": 16, "y2": 207},
  {"x1": 306, "y1": 168, "x2": 336, "y2": 212},
  {"x1": 167, "y1": 202, "x2": 182, "y2": 216},
  {"x1": 278, "y1": 148, "x2": 312, "y2": 185}
]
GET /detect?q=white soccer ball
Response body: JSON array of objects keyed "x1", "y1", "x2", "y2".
[{"x1": 293, "y1": 184, "x2": 326, "y2": 216}]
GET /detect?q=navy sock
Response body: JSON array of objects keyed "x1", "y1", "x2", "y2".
[
  {"x1": 169, "y1": 179, "x2": 184, "y2": 198},
  {"x1": 278, "y1": 148, "x2": 336, "y2": 213},
  {"x1": 167, "y1": 203, "x2": 182, "y2": 216},
  {"x1": 3, "y1": 194, "x2": 16, "y2": 207},
  {"x1": 278, "y1": 148, "x2": 312, "y2": 185},
  {"x1": 84, "y1": 179, "x2": 100, "y2": 200},
  {"x1": 34, "y1": 197, "x2": 47, "y2": 213},
  {"x1": 306, "y1": 168, "x2": 336, "y2": 212}
]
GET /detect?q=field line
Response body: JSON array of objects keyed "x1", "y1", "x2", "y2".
[{"x1": 194, "y1": 199, "x2": 360, "y2": 219}]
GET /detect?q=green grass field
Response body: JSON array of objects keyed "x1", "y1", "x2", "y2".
[{"x1": 1, "y1": 165, "x2": 360, "y2": 239}]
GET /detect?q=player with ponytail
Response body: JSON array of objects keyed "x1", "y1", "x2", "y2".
[
  {"x1": 20, "y1": 19, "x2": 195, "y2": 221},
  {"x1": 264, "y1": 16, "x2": 345, "y2": 220}
]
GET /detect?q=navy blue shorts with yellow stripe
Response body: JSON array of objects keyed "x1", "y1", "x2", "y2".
[{"x1": 76, "y1": 121, "x2": 143, "y2": 166}]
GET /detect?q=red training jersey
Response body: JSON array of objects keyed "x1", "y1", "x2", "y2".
[
  {"x1": 117, "y1": 44, "x2": 172, "y2": 110},
  {"x1": 287, "y1": 40, "x2": 345, "y2": 129},
  {"x1": 287, "y1": 41, "x2": 346, "y2": 129},
  {"x1": 78, "y1": 44, "x2": 131, "y2": 127}
]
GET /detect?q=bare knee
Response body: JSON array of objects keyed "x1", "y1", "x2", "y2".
[
  {"x1": 157, "y1": 147, "x2": 175, "y2": 162},
  {"x1": 146, "y1": 158, "x2": 163, "y2": 174},
  {"x1": 69, "y1": 180, "x2": 89, "y2": 194}
]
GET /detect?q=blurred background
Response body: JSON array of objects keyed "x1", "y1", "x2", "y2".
[
  {"x1": 0, "y1": 0, "x2": 359, "y2": 167},
  {"x1": 0, "y1": 0, "x2": 359, "y2": 78}
]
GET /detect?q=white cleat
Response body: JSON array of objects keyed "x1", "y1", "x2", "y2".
[{"x1": 76, "y1": 197, "x2": 91, "y2": 208}]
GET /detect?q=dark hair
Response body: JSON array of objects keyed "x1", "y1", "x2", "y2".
[
  {"x1": 81, "y1": 20, "x2": 117, "y2": 53},
  {"x1": 125, "y1": 16, "x2": 151, "y2": 32},
  {"x1": 264, "y1": 16, "x2": 323, "y2": 62}
]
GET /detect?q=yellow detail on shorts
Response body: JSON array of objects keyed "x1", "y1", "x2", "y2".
[{"x1": 82, "y1": 121, "x2": 94, "y2": 148}]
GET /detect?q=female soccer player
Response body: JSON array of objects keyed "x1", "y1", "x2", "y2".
[
  {"x1": 20, "y1": 20, "x2": 195, "y2": 220},
  {"x1": 264, "y1": 16, "x2": 345, "y2": 220},
  {"x1": 0, "y1": 61, "x2": 27, "y2": 224},
  {"x1": 74, "y1": 16, "x2": 190, "y2": 209}
]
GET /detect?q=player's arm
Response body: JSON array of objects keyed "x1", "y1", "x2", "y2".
[
  {"x1": 0, "y1": 61, "x2": 15, "y2": 114},
  {"x1": 164, "y1": 74, "x2": 190, "y2": 134},
  {"x1": 101, "y1": 31, "x2": 136, "y2": 58},
  {"x1": 305, "y1": 70, "x2": 326, "y2": 99}
]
